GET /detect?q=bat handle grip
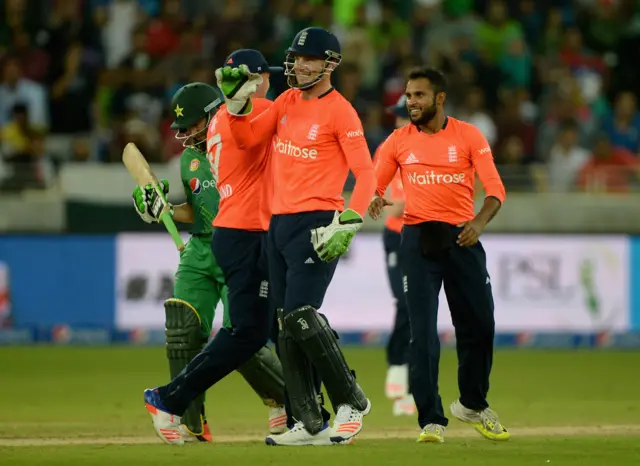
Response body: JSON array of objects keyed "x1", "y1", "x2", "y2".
[{"x1": 159, "y1": 211, "x2": 185, "y2": 252}]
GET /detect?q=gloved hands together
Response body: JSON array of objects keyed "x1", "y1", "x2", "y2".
[{"x1": 132, "y1": 179, "x2": 173, "y2": 224}]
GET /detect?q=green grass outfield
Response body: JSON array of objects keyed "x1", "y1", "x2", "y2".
[{"x1": 1, "y1": 347, "x2": 639, "y2": 465}]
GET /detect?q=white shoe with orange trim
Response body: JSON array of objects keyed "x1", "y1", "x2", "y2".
[
  {"x1": 330, "y1": 398, "x2": 372, "y2": 444},
  {"x1": 385, "y1": 365, "x2": 409, "y2": 399},
  {"x1": 393, "y1": 394, "x2": 416, "y2": 416},
  {"x1": 144, "y1": 388, "x2": 183, "y2": 445}
]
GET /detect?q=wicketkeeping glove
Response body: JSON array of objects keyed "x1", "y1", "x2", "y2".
[
  {"x1": 215, "y1": 64, "x2": 263, "y2": 115},
  {"x1": 310, "y1": 209, "x2": 364, "y2": 263},
  {"x1": 132, "y1": 179, "x2": 173, "y2": 224}
]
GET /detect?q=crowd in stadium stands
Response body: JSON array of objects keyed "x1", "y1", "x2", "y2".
[{"x1": 0, "y1": 0, "x2": 640, "y2": 193}]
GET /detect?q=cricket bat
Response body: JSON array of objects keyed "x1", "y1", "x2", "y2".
[{"x1": 122, "y1": 143, "x2": 185, "y2": 252}]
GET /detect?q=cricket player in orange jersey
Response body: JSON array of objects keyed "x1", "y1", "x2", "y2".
[
  {"x1": 374, "y1": 96, "x2": 415, "y2": 418},
  {"x1": 369, "y1": 67, "x2": 510, "y2": 444},
  {"x1": 144, "y1": 50, "x2": 294, "y2": 445},
  {"x1": 215, "y1": 27, "x2": 375, "y2": 446}
]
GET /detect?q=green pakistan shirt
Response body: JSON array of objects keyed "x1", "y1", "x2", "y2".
[{"x1": 180, "y1": 146, "x2": 220, "y2": 235}]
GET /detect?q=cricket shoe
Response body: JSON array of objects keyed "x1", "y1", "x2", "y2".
[
  {"x1": 393, "y1": 394, "x2": 416, "y2": 416},
  {"x1": 179, "y1": 420, "x2": 212, "y2": 443},
  {"x1": 385, "y1": 365, "x2": 409, "y2": 399},
  {"x1": 144, "y1": 388, "x2": 183, "y2": 445},
  {"x1": 450, "y1": 399, "x2": 511, "y2": 441},
  {"x1": 269, "y1": 406, "x2": 288, "y2": 434},
  {"x1": 265, "y1": 421, "x2": 334, "y2": 446},
  {"x1": 416, "y1": 424, "x2": 445, "y2": 443},
  {"x1": 330, "y1": 398, "x2": 372, "y2": 444}
]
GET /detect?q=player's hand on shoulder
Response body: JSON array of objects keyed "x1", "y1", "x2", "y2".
[
  {"x1": 368, "y1": 196, "x2": 393, "y2": 220},
  {"x1": 214, "y1": 64, "x2": 263, "y2": 115},
  {"x1": 132, "y1": 179, "x2": 172, "y2": 224}
]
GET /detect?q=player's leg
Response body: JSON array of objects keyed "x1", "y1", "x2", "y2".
[
  {"x1": 212, "y1": 253, "x2": 288, "y2": 435},
  {"x1": 236, "y1": 346, "x2": 288, "y2": 434},
  {"x1": 151, "y1": 229, "x2": 272, "y2": 428},
  {"x1": 146, "y1": 237, "x2": 212, "y2": 444},
  {"x1": 383, "y1": 228, "x2": 413, "y2": 414},
  {"x1": 266, "y1": 215, "x2": 331, "y2": 445},
  {"x1": 443, "y1": 237, "x2": 509, "y2": 441},
  {"x1": 400, "y1": 224, "x2": 447, "y2": 443},
  {"x1": 270, "y1": 211, "x2": 370, "y2": 446}
]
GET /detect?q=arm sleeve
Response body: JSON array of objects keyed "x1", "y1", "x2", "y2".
[
  {"x1": 335, "y1": 106, "x2": 376, "y2": 217},
  {"x1": 390, "y1": 173, "x2": 405, "y2": 201},
  {"x1": 227, "y1": 96, "x2": 281, "y2": 150},
  {"x1": 179, "y1": 158, "x2": 192, "y2": 205},
  {"x1": 374, "y1": 134, "x2": 400, "y2": 198},
  {"x1": 467, "y1": 124, "x2": 506, "y2": 204}
]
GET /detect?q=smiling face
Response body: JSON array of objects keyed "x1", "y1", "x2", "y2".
[
  {"x1": 290, "y1": 54, "x2": 328, "y2": 86},
  {"x1": 405, "y1": 77, "x2": 445, "y2": 126}
]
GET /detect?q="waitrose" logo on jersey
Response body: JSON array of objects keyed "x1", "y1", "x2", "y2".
[
  {"x1": 273, "y1": 137, "x2": 318, "y2": 159},
  {"x1": 406, "y1": 171, "x2": 466, "y2": 185}
]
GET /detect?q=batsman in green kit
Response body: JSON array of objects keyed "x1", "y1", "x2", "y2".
[{"x1": 132, "y1": 83, "x2": 287, "y2": 442}]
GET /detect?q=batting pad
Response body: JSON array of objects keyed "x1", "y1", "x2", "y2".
[
  {"x1": 285, "y1": 306, "x2": 368, "y2": 412},
  {"x1": 277, "y1": 308, "x2": 324, "y2": 434},
  {"x1": 164, "y1": 298, "x2": 208, "y2": 435},
  {"x1": 237, "y1": 346, "x2": 286, "y2": 407}
]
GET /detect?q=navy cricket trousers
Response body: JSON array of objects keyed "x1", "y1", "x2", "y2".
[
  {"x1": 159, "y1": 228, "x2": 272, "y2": 415},
  {"x1": 268, "y1": 210, "x2": 340, "y2": 420},
  {"x1": 400, "y1": 224, "x2": 495, "y2": 428},
  {"x1": 268, "y1": 211, "x2": 339, "y2": 314},
  {"x1": 383, "y1": 227, "x2": 411, "y2": 367}
]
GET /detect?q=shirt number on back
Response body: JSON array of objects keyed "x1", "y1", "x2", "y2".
[{"x1": 207, "y1": 132, "x2": 222, "y2": 183}]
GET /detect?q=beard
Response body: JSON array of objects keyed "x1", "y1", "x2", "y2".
[{"x1": 410, "y1": 102, "x2": 437, "y2": 126}]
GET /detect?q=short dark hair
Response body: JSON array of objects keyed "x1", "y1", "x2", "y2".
[{"x1": 407, "y1": 66, "x2": 447, "y2": 95}]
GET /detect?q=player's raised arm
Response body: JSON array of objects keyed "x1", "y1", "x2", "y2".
[
  {"x1": 335, "y1": 106, "x2": 376, "y2": 217},
  {"x1": 369, "y1": 135, "x2": 400, "y2": 220},
  {"x1": 216, "y1": 64, "x2": 280, "y2": 150}
]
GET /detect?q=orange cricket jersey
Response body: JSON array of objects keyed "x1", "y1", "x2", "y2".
[
  {"x1": 207, "y1": 98, "x2": 273, "y2": 231},
  {"x1": 373, "y1": 145, "x2": 404, "y2": 233},
  {"x1": 374, "y1": 117, "x2": 506, "y2": 226},
  {"x1": 385, "y1": 171, "x2": 404, "y2": 233},
  {"x1": 228, "y1": 88, "x2": 376, "y2": 217}
]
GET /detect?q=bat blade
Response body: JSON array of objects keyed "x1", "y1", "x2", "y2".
[
  {"x1": 122, "y1": 143, "x2": 185, "y2": 252},
  {"x1": 123, "y1": 142, "x2": 158, "y2": 187}
]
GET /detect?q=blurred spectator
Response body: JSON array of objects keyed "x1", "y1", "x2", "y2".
[
  {"x1": 578, "y1": 133, "x2": 639, "y2": 192},
  {"x1": 476, "y1": 0, "x2": 524, "y2": 64},
  {"x1": 496, "y1": 135, "x2": 537, "y2": 191},
  {"x1": 0, "y1": 0, "x2": 636, "y2": 195},
  {"x1": 0, "y1": 56, "x2": 48, "y2": 129},
  {"x1": 454, "y1": 86, "x2": 497, "y2": 145},
  {"x1": 99, "y1": 0, "x2": 144, "y2": 68},
  {"x1": 495, "y1": 89, "x2": 536, "y2": 160},
  {"x1": 11, "y1": 30, "x2": 49, "y2": 82},
  {"x1": 0, "y1": 104, "x2": 53, "y2": 192},
  {"x1": 1, "y1": 103, "x2": 32, "y2": 156},
  {"x1": 603, "y1": 91, "x2": 640, "y2": 154},
  {"x1": 536, "y1": 8, "x2": 566, "y2": 57},
  {"x1": 120, "y1": 25, "x2": 155, "y2": 71},
  {"x1": 155, "y1": 29, "x2": 204, "y2": 89},
  {"x1": 145, "y1": 0, "x2": 185, "y2": 58},
  {"x1": 46, "y1": 40, "x2": 98, "y2": 158},
  {"x1": 545, "y1": 118, "x2": 590, "y2": 192},
  {"x1": 336, "y1": 62, "x2": 373, "y2": 118},
  {"x1": 499, "y1": 36, "x2": 532, "y2": 90}
]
